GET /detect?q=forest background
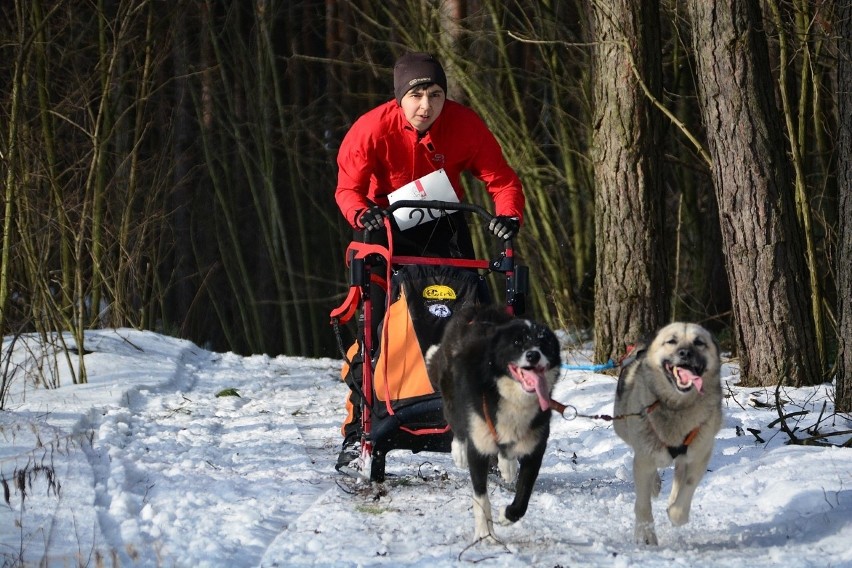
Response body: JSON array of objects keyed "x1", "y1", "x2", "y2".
[{"x1": 1, "y1": 0, "x2": 851, "y2": 409}]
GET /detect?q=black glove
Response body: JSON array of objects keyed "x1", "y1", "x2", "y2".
[
  {"x1": 358, "y1": 206, "x2": 385, "y2": 232},
  {"x1": 488, "y1": 216, "x2": 520, "y2": 240}
]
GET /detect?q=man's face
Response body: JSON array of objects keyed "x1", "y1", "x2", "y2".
[{"x1": 400, "y1": 84, "x2": 446, "y2": 133}]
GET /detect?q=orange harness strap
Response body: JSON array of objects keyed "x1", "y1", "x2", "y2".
[
  {"x1": 482, "y1": 396, "x2": 499, "y2": 442},
  {"x1": 682, "y1": 427, "x2": 700, "y2": 447}
]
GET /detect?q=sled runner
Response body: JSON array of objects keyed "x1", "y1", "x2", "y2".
[{"x1": 330, "y1": 201, "x2": 528, "y2": 482}]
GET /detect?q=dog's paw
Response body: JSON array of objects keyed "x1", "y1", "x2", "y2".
[
  {"x1": 474, "y1": 531, "x2": 500, "y2": 544},
  {"x1": 635, "y1": 522, "x2": 658, "y2": 546},
  {"x1": 496, "y1": 506, "x2": 514, "y2": 526},
  {"x1": 473, "y1": 520, "x2": 497, "y2": 541},
  {"x1": 451, "y1": 439, "x2": 468, "y2": 469},
  {"x1": 497, "y1": 454, "x2": 517, "y2": 483},
  {"x1": 667, "y1": 503, "x2": 690, "y2": 526},
  {"x1": 473, "y1": 494, "x2": 496, "y2": 541}
]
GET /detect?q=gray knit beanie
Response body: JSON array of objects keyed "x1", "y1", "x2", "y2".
[{"x1": 393, "y1": 52, "x2": 447, "y2": 105}]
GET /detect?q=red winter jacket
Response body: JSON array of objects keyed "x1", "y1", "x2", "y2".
[{"x1": 335, "y1": 99, "x2": 525, "y2": 229}]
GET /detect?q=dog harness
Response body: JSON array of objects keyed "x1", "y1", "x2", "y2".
[
  {"x1": 645, "y1": 401, "x2": 701, "y2": 457},
  {"x1": 666, "y1": 428, "x2": 700, "y2": 458},
  {"x1": 482, "y1": 396, "x2": 500, "y2": 442}
]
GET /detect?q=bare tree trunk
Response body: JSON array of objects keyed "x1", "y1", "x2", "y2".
[
  {"x1": 591, "y1": 0, "x2": 668, "y2": 363},
  {"x1": 766, "y1": 0, "x2": 827, "y2": 371},
  {"x1": 687, "y1": 0, "x2": 821, "y2": 387},
  {"x1": 0, "y1": 1, "x2": 25, "y2": 334},
  {"x1": 836, "y1": 1, "x2": 852, "y2": 411}
]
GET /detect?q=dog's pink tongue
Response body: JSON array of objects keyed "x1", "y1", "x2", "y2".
[
  {"x1": 510, "y1": 364, "x2": 551, "y2": 411},
  {"x1": 532, "y1": 373, "x2": 551, "y2": 411},
  {"x1": 675, "y1": 366, "x2": 704, "y2": 393}
]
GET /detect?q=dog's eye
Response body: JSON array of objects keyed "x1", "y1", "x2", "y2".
[
  {"x1": 514, "y1": 334, "x2": 531, "y2": 345},
  {"x1": 694, "y1": 338, "x2": 706, "y2": 348},
  {"x1": 665, "y1": 338, "x2": 678, "y2": 345}
]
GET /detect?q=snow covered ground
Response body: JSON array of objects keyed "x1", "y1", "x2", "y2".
[{"x1": 1, "y1": 328, "x2": 851, "y2": 567}]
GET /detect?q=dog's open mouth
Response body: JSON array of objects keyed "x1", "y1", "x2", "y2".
[
  {"x1": 508, "y1": 363, "x2": 551, "y2": 411},
  {"x1": 665, "y1": 363, "x2": 704, "y2": 393}
]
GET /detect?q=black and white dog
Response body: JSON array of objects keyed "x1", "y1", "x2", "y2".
[{"x1": 426, "y1": 305, "x2": 561, "y2": 541}]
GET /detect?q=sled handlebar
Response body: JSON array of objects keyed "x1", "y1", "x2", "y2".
[
  {"x1": 359, "y1": 199, "x2": 528, "y2": 314},
  {"x1": 383, "y1": 200, "x2": 495, "y2": 223}
]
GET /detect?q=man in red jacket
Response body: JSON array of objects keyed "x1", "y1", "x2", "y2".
[
  {"x1": 335, "y1": 52, "x2": 525, "y2": 256},
  {"x1": 334, "y1": 52, "x2": 526, "y2": 471}
]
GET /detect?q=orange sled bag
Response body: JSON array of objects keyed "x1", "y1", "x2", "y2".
[{"x1": 368, "y1": 265, "x2": 484, "y2": 461}]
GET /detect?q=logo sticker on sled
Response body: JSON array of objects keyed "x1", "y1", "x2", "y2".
[
  {"x1": 423, "y1": 285, "x2": 456, "y2": 301},
  {"x1": 428, "y1": 304, "x2": 452, "y2": 318}
]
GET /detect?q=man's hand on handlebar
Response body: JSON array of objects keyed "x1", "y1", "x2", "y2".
[
  {"x1": 358, "y1": 206, "x2": 385, "y2": 232},
  {"x1": 489, "y1": 216, "x2": 520, "y2": 240}
]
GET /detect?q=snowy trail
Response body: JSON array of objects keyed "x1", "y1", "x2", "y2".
[
  {"x1": 263, "y1": 368, "x2": 852, "y2": 568},
  {"x1": 3, "y1": 330, "x2": 852, "y2": 567},
  {"x1": 76, "y1": 339, "x2": 346, "y2": 567}
]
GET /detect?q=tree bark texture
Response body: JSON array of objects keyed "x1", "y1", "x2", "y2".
[
  {"x1": 591, "y1": 0, "x2": 668, "y2": 363},
  {"x1": 687, "y1": 0, "x2": 821, "y2": 387},
  {"x1": 836, "y1": 2, "x2": 852, "y2": 411}
]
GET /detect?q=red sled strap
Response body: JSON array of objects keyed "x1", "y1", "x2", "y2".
[
  {"x1": 329, "y1": 286, "x2": 362, "y2": 325},
  {"x1": 329, "y1": 241, "x2": 392, "y2": 325},
  {"x1": 345, "y1": 241, "x2": 390, "y2": 266}
]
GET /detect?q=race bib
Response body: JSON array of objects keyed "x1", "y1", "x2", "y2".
[{"x1": 387, "y1": 169, "x2": 459, "y2": 231}]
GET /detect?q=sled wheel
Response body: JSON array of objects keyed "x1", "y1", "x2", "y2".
[{"x1": 370, "y1": 449, "x2": 386, "y2": 483}]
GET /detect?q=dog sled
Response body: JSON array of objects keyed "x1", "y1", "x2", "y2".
[{"x1": 329, "y1": 201, "x2": 529, "y2": 482}]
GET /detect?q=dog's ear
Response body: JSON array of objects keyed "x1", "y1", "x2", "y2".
[{"x1": 621, "y1": 341, "x2": 647, "y2": 367}]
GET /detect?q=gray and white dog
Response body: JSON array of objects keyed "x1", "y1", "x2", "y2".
[{"x1": 613, "y1": 322, "x2": 723, "y2": 546}]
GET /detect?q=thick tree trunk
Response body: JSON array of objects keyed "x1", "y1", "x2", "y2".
[
  {"x1": 591, "y1": 0, "x2": 668, "y2": 363},
  {"x1": 687, "y1": 0, "x2": 821, "y2": 387},
  {"x1": 836, "y1": 2, "x2": 852, "y2": 411}
]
